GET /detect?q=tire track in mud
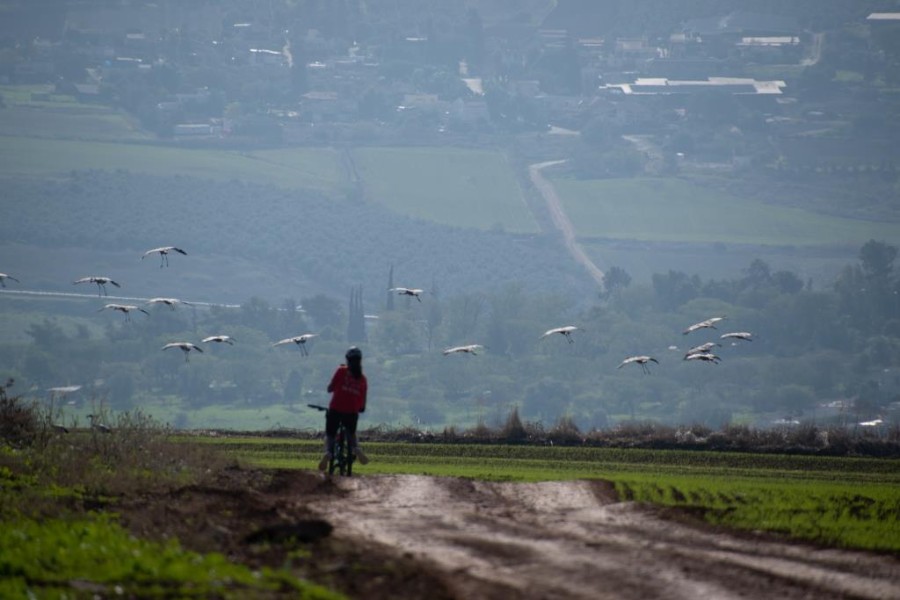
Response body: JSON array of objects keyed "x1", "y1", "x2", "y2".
[{"x1": 308, "y1": 475, "x2": 900, "y2": 600}]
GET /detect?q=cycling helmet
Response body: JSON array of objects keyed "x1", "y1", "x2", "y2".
[{"x1": 345, "y1": 346, "x2": 362, "y2": 361}]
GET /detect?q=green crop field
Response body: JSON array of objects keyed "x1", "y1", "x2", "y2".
[
  {"x1": 0, "y1": 135, "x2": 346, "y2": 192},
  {"x1": 0, "y1": 85, "x2": 151, "y2": 141},
  {"x1": 0, "y1": 515, "x2": 341, "y2": 599},
  {"x1": 205, "y1": 436, "x2": 900, "y2": 553},
  {"x1": 352, "y1": 146, "x2": 539, "y2": 233},
  {"x1": 0, "y1": 106, "x2": 151, "y2": 141},
  {"x1": 552, "y1": 177, "x2": 900, "y2": 246}
]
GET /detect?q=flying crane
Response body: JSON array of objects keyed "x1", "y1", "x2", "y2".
[
  {"x1": 443, "y1": 344, "x2": 483, "y2": 356},
  {"x1": 683, "y1": 341, "x2": 721, "y2": 358},
  {"x1": 74, "y1": 276, "x2": 120, "y2": 296},
  {"x1": 142, "y1": 246, "x2": 187, "y2": 267},
  {"x1": 721, "y1": 332, "x2": 753, "y2": 343},
  {"x1": 98, "y1": 303, "x2": 149, "y2": 321},
  {"x1": 273, "y1": 334, "x2": 318, "y2": 356},
  {"x1": 0, "y1": 273, "x2": 20, "y2": 288},
  {"x1": 162, "y1": 341, "x2": 204, "y2": 362},
  {"x1": 684, "y1": 352, "x2": 721, "y2": 364},
  {"x1": 683, "y1": 316, "x2": 726, "y2": 335},
  {"x1": 146, "y1": 297, "x2": 191, "y2": 310},
  {"x1": 202, "y1": 335, "x2": 235, "y2": 345},
  {"x1": 389, "y1": 287, "x2": 424, "y2": 302},
  {"x1": 617, "y1": 355, "x2": 659, "y2": 374},
  {"x1": 540, "y1": 325, "x2": 579, "y2": 343}
]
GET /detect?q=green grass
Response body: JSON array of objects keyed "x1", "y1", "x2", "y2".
[
  {"x1": 0, "y1": 136, "x2": 346, "y2": 192},
  {"x1": 48, "y1": 399, "x2": 326, "y2": 432},
  {"x1": 163, "y1": 403, "x2": 321, "y2": 431},
  {"x1": 0, "y1": 515, "x2": 342, "y2": 599},
  {"x1": 834, "y1": 70, "x2": 865, "y2": 83},
  {"x1": 0, "y1": 84, "x2": 81, "y2": 107},
  {"x1": 616, "y1": 473, "x2": 899, "y2": 551},
  {"x1": 0, "y1": 85, "x2": 151, "y2": 141},
  {"x1": 352, "y1": 146, "x2": 539, "y2": 233},
  {"x1": 552, "y1": 176, "x2": 900, "y2": 246},
  {"x1": 210, "y1": 437, "x2": 900, "y2": 552},
  {"x1": 0, "y1": 106, "x2": 151, "y2": 141}
]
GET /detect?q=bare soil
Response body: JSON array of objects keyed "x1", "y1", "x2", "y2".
[{"x1": 116, "y1": 466, "x2": 900, "y2": 600}]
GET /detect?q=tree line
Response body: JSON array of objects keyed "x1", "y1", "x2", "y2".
[{"x1": 2, "y1": 239, "x2": 897, "y2": 431}]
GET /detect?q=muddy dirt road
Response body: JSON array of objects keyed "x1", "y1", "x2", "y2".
[
  {"x1": 307, "y1": 474, "x2": 900, "y2": 600},
  {"x1": 528, "y1": 160, "x2": 606, "y2": 288}
]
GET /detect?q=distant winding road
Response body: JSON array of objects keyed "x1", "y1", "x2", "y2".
[{"x1": 528, "y1": 160, "x2": 605, "y2": 288}]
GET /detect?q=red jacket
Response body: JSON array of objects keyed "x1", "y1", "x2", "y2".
[{"x1": 327, "y1": 364, "x2": 367, "y2": 413}]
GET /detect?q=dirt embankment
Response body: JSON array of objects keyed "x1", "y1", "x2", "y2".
[{"x1": 117, "y1": 468, "x2": 900, "y2": 600}]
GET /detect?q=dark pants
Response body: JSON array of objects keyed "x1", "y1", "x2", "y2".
[
  {"x1": 325, "y1": 410, "x2": 359, "y2": 453},
  {"x1": 325, "y1": 410, "x2": 359, "y2": 437}
]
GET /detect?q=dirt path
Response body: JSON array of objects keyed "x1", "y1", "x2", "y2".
[
  {"x1": 308, "y1": 474, "x2": 900, "y2": 600},
  {"x1": 528, "y1": 160, "x2": 605, "y2": 289},
  {"x1": 801, "y1": 32, "x2": 825, "y2": 67}
]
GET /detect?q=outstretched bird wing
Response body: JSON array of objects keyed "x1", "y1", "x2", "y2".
[{"x1": 721, "y1": 332, "x2": 752, "y2": 341}]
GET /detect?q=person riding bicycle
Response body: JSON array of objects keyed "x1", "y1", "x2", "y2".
[{"x1": 319, "y1": 346, "x2": 369, "y2": 471}]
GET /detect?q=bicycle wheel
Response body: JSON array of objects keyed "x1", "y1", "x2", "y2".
[
  {"x1": 338, "y1": 434, "x2": 351, "y2": 476},
  {"x1": 329, "y1": 434, "x2": 342, "y2": 476}
]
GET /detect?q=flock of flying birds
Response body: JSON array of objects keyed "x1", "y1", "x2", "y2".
[
  {"x1": 615, "y1": 316, "x2": 754, "y2": 374},
  {"x1": 23, "y1": 249, "x2": 898, "y2": 434},
  {"x1": 390, "y1": 288, "x2": 754, "y2": 367},
  {"x1": 4, "y1": 256, "x2": 754, "y2": 369},
  {"x1": 4, "y1": 246, "x2": 238, "y2": 363}
]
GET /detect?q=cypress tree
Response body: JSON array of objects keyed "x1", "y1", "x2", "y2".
[
  {"x1": 386, "y1": 265, "x2": 395, "y2": 311},
  {"x1": 347, "y1": 285, "x2": 367, "y2": 343}
]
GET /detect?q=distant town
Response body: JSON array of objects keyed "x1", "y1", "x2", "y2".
[{"x1": 2, "y1": 1, "x2": 897, "y2": 170}]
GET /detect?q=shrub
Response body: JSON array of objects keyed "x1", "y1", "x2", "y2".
[
  {"x1": 548, "y1": 415, "x2": 582, "y2": 445},
  {"x1": 0, "y1": 380, "x2": 38, "y2": 449},
  {"x1": 501, "y1": 406, "x2": 527, "y2": 442}
]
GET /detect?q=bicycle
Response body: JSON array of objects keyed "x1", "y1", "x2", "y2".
[{"x1": 308, "y1": 403, "x2": 354, "y2": 476}]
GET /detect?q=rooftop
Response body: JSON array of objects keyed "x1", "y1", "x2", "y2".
[
  {"x1": 867, "y1": 13, "x2": 900, "y2": 21},
  {"x1": 602, "y1": 77, "x2": 786, "y2": 95}
]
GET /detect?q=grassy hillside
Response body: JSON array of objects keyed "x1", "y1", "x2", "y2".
[{"x1": 353, "y1": 147, "x2": 539, "y2": 233}]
